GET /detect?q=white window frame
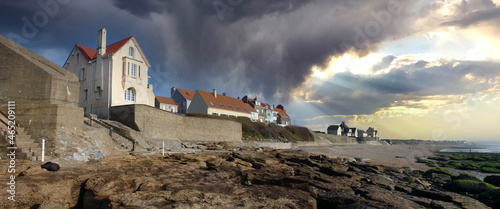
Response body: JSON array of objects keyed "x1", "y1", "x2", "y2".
[
  {"x1": 131, "y1": 63, "x2": 137, "y2": 77},
  {"x1": 129, "y1": 47, "x2": 134, "y2": 58},
  {"x1": 124, "y1": 88, "x2": 135, "y2": 102},
  {"x1": 80, "y1": 68, "x2": 85, "y2": 81}
]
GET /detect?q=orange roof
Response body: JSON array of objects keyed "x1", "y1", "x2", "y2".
[
  {"x1": 197, "y1": 90, "x2": 256, "y2": 114},
  {"x1": 156, "y1": 96, "x2": 177, "y2": 106},
  {"x1": 275, "y1": 108, "x2": 289, "y2": 118},
  {"x1": 177, "y1": 88, "x2": 195, "y2": 100}
]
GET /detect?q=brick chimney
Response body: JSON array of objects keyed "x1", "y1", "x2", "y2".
[
  {"x1": 213, "y1": 89, "x2": 217, "y2": 98},
  {"x1": 98, "y1": 28, "x2": 107, "y2": 56}
]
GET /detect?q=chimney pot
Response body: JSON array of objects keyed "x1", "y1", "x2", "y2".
[{"x1": 213, "y1": 89, "x2": 217, "y2": 98}]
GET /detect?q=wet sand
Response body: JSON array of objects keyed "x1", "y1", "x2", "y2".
[{"x1": 299, "y1": 144, "x2": 453, "y2": 171}]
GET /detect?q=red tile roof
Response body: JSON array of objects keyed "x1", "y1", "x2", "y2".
[
  {"x1": 90, "y1": 36, "x2": 134, "y2": 59},
  {"x1": 177, "y1": 88, "x2": 195, "y2": 100},
  {"x1": 197, "y1": 90, "x2": 256, "y2": 114},
  {"x1": 275, "y1": 108, "x2": 289, "y2": 118},
  {"x1": 76, "y1": 44, "x2": 96, "y2": 61},
  {"x1": 156, "y1": 96, "x2": 177, "y2": 106},
  {"x1": 72, "y1": 36, "x2": 150, "y2": 66}
]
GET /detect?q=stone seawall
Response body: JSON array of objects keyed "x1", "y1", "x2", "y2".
[
  {"x1": 110, "y1": 105, "x2": 242, "y2": 144},
  {"x1": 311, "y1": 132, "x2": 358, "y2": 145}
]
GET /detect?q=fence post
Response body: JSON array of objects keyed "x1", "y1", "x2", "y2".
[{"x1": 41, "y1": 139, "x2": 45, "y2": 162}]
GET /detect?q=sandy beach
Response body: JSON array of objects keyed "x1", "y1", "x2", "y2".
[{"x1": 299, "y1": 144, "x2": 454, "y2": 171}]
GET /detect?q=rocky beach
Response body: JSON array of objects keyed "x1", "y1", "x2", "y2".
[{"x1": 1, "y1": 142, "x2": 497, "y2": 209}]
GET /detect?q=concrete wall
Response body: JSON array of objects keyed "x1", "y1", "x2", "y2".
[
  {"x1": 0, "y1": 35, "x2": 83, "y2": 156},
  {"x1": 312, "y1": 132, "x2": 358, "y2": 145},
  {"x1": 110, "y1": 104, "x2": 242, "y2": 145}
]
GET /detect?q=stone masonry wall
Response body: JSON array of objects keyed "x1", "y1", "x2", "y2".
[{"x1": 110, "y1": 105, "x2": 242, "y2": 145}]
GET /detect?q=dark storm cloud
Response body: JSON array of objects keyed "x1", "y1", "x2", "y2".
[
  {"x1": 370, "y1": 55, "x2": 396, "y2": 72},
  {"x1": 305, "y1": 58, "x2": 500, "y2": 115},
  {"x1": 110, "y1": 0, "x2": 417, "y2": 101},
  {"x1": 442, "y1": 7, "x2": 500, "y2": 27}
]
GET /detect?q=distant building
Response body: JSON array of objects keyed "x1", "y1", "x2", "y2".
[
  {"x1": 63, "y1": 28, "x2": 155, "y2": 118},
  {"x1": 349, "y1": 127, "x2": 358, "y2": 137},
  {"x1": 171, "y1": 87, "x2": 195, "y2": 114},
  {"x1": 340, "y1": 121, "x2": 350, "y2": 136},
  {"x1": 155, "y1": 96, "x2": 177, "y2": 113},
  {"x1": 367, "y1": 127, "x2": 379, "y2": 140},
  {"x1": 242, "y1": 96, "x2": 268, "y2": 123},
  {"x1": 275, "y1": 104, "x2": 291, "y2": 126},
  {"x1": 327, "y1": 125, "x2": 341, "y2": 135},
  {"x1": 188, "y1": 89, "x2": 257, "y2": 119},
  {"x1": 357, "y1": 129, "x2": 368, "y2": 137}
]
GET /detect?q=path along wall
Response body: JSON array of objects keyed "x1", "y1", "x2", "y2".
[{"x1": 110, "y1": 105, "x2": 242, "y2": 145}]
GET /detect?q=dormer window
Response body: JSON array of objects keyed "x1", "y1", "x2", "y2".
[{"x1": 129, "y1": 47, "x2": 134, "y2": 58}]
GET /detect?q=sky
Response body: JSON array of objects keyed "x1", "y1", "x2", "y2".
[{"x1": 1, "y1": 0, "x2": 500, "y2": 140}]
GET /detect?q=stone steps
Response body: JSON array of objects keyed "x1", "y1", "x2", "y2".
[{"x1": 0, "y1": 113, "x2": 42, "y2": 161}]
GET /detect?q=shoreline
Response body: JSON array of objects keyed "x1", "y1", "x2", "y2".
[{"x1": 298, "y1": 144, "x2": 455, "y2": 171}]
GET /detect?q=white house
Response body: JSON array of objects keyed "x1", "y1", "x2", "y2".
[
  {"x1": 155, "y1": 96, "x2": 178, "y2": 113},
  {"x1": 171, "y1": 87, "x2": 195, "y2": 114},
  {"x1": 327, "y1": 125, "x2": 341, "y2": 135},
  {"x1": 63, "y1": 28, "x2": 155, "y2": 118},
  {"x1": 188, "y1": 89, "x2": 257, "y2": 119}
]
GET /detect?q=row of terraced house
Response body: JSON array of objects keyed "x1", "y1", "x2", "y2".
[
  {"x1": 63, "y1": 28, "x2": 291, "y2": 127},
  {"x1": 157, "y1": 88, "x2": 291, "y2": 126},
  {"x1": 327, "y1": 121, "x2": 379, "y2": 140}
]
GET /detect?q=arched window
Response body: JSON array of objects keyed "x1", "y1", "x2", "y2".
[
  {"x1": 129, "y1": 47, "x2": 134, "y2": 58},
  {"x1": 124, "y1": 88, "x2": 135, "y2": 101}
]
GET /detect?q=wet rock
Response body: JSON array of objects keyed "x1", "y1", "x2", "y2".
[{"x1": 484, "y1": 175, "x2": 500, "y2": 187}]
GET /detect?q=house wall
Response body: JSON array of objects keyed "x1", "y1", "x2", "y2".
[
  {"x1": 187, "y1": 92, "x2": 208, "y2": 114},
  {"x1": 327, "y1": 128, "x2": 341, "y2": 135},
  {"x1": 110, "y1": 104, "x2": 242, "y2": 143},
  {"x1": 111, "y1": 39, "x2": 153, "y2": 107},
  {"x1": 207, "y1": 107, "x2": 252, "y2": 119},
  {"x1": 278, "y1": 115, "x2": 291, "y2": 126},
  {"x1": 160, "y1": 103, "x2": 177, "y2": 113}
]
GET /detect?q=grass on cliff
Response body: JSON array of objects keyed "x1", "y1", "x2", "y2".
[{"x1": 186, "y1": 113, "x2": 313, "y2": 142}]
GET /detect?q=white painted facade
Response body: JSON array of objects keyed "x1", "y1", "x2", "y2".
[{"x1": 64, "y1": 28, "x2": 154, "y2": 118}]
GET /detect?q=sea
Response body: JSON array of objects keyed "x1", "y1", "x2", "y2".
[{"x1": 439, "y1": 140, "x2": 500, "y2": 153}]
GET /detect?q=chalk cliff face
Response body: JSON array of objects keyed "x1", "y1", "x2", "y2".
[{"x1": 0, "y1": 146, "x2": 492, "y2": 208}]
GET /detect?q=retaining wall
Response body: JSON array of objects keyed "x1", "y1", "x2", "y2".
[{"x1": 110, "y1": 105, "x2": 242, "y2": 145}]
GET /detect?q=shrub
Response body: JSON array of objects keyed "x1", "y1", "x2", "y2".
[
  {"x1": 444, "y1": 180, "x2": 496, "y2": 194},
  {"x1": 484, "y1": 175, "x2": 500, "y2": 187},
  {"x1": 285, "y1": 126, "x2": 314, "y2": 142},
  {"x1": 453, "y1": 173, "x2": 481, "y2": 181},
  {"x1": 425, "y1": 168, "x2": 456, "y2": 177}
]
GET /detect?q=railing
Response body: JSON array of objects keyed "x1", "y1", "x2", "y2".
[{"x1": 87, "y1": 116, "x2": 136, "y2": 151}]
